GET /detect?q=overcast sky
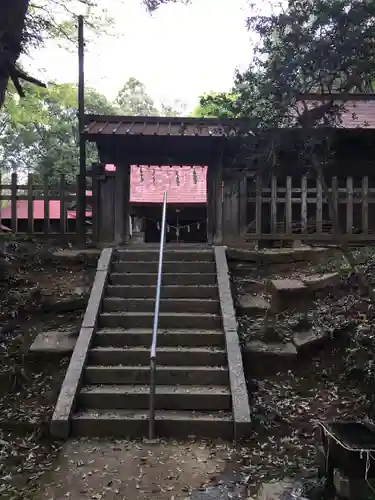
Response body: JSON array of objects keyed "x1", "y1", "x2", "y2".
[{"x1": 25, "y1": 0, "x2": 257, "y2": 111}]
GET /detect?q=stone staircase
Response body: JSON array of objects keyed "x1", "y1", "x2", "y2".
[{"x1": 70, "y1": 247, "x2": 238, "y2": 439}]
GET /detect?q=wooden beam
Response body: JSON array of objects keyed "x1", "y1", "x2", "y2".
[
  {"x1": 114, "y1": 165, "x2": 127, "y2": 244},
  {"x1": 362, "y1": 176, "x2": 369, "y2": 233},
  {"x1": 206, "y1": 166, "x2": 215, "y2": 244},
  {"x1": 214, "y1": 158, "x2": 224, "y2": 244},
  {"x1": 238, "y1": 176, "x2": 247, "y2": 234},
  {"x1": 124, "y1": 166, "x2": 131, "y2": 244}
]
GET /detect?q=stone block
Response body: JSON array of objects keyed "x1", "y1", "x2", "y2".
[
  {"x1": 130, "y1": 232, "x2": 145, "y2": 244},
  {"x1": 292, "y1": 239, "x2": 304, "y2": 248},
  {"x1": 256, "y1": 480, "x2": 294, "y2": 500},
  {"x1": 51, "y1": 326, "x2": 95, "y2": 439},
  {"x1": 237, "y1": 295, "x2": 270, "y2": 315},
  {"x1": 245, "y1": 340, "x2": 297, "y2": 358},
  {"x1": 227, "y1": 246, "x2": 333, "y2": 265},
  {"x1": 41, "y1": 296, "x2": 88, "y2": 313},
  {"x1": 244, "y1": 341, "x2": 298, "y2": 376},
  {"x1": 333, "y1": 468, "x2": 375, "y2": 500},
  {"x1": 302, "y1": 272, "x2": 340, "y2": 291},
  {"x1": 214, "y1": 246, "x2": 251, "y2": 440},
  {"x1": 74, "y1": 285, "x2": 91, "y2": 296},
  {"x1": 271, "y1": 278, "x2": 307, "y2": 293},
  {"x1": 52, "y1": 249, "x2": 101, "y2": 264},
  {"x1": 29, "y1": 330, "x2": 77, "y2": 355},
  {"x1": 270, "y1": 279, "x2": 308, "y2": 312},
  {"x1": 292, "y1": 329, "x2": 328, "y2": 352}
]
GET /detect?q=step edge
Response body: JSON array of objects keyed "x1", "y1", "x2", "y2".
[
  {"x1": 110, "y1": 273, "x2": 217, "y2": 276},
  {"x1": 107, "y1": 286, "x2": 217, "y2": 290},
  {"x1": 95, "y1": 329, "x2": 223, "y2": 334},
  {"x1": 113, "y1": 261, "x2": 215, "y2": 264},
  {"x1": 103, "y1": 297, "x2": 219, "y2": 302},
  {"x1": 72, "y1": 410, "x2": 232, "y2": 421},
  {"x1": 89, "y1": 346, "x2": 226, "y2": 352},
  {"x1": 80, "y1": 385, "x2": 231, "y2": 394},
  {"x1": 100, "y1": 312, "x2": 221, "y2": 318},
  {"x1": 85, "y1": 365, "x2": 229, "y2": 371}
]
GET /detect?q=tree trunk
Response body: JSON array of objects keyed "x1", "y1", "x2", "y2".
[{"x1": 0, "y1": 0, "x2": 30, "y2": 108}]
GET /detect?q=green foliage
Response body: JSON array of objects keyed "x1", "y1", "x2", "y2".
[
  {"x1": 0, "y1": 75, "x2": 186, "y2": 185},
  {"x1": 142, "y1": 0, "x2": 191, "y2": 12},
  {"x1": 190, "y1": 1, "x2": 375, "y2": 178},
  {"x1": 234, "y1": 0, "x2": 375, "y2": 128},
  {"x1": 199, "y1": 1, "x2": 375, "y2": 133},
  {"x1": 116, "y1": 77, "x2": 159, "y2": 116},
  {"x1": 0, "y1": 82, "x2": 116, "y2": 184},
  {"x1": 191, "y1": 92, "x2": 238, "y2": 118},
  {"x1": 115, "y1": 77, "x2": 186, "y2": 116},
  {"x1": 160, "y1": 99, "x2": 187, "y2": 117}
]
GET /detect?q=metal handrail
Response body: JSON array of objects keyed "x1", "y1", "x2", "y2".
[{"x1": 149, "y1": 191, "x2": 167, "y2": 440}]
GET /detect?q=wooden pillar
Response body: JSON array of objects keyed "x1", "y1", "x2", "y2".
[
  {"x1": 99, "y1": 172, "x2": 116, "y2": 243},
  {"x1": 124, "y1": 166, "x2": 131, "y2": 244},
  {"x1": 214, "y1": 158, "x2": 224, "y2": 245},
  {"x1": 114, "y1": 164, "x2": 131, "y2": 245},
  {"x1": 90, "y1": 163, "x2": 102, "y2": 245},
  {"x1": 206, "y1": 165, "x2": 216, "y2": 244}
]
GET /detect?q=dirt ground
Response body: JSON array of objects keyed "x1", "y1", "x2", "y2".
[
  {"x1": 231, "y1": 247, "x2": 373, "y2": 494},
  {"x1": 34, "y1": 438, "x2": 241, "y2": 500},
  {"x1": 0, "y1": 242, "x2": 95, "y2": 499}
]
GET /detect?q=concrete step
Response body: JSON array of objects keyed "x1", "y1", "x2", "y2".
[
  {"x1": 110, "y1": 273, "x2": 216, "y2": 286},
  {"x1": 71, "y1": 409, "x2": 233, "y2": 439},
  {"x1": 88, "y1": 346, "x2": 227, "y2": 366},
  {"x1": 102, "y1": 297, "x2": 220, "y2": 314},
  {"x1": 94, "y1": 329, "x2": 225, "y2": 347},
  {"x1": 112, "y1": 261, "x2": 216, "y2": 274},
  {"x1": 78, "y1": 384, "x2": 231, "y2": 411},
  {"x1": 99, "y1": 312, "x2": 221, "y2": 330},
  {"x1": 106, "y1": 284, "x2": 218, "y2": 299},
  {"x1": 83, "y1": 365, "x2": 229, "y2": 385},
  {"x1": 116, "y1": 249, "x2": 214, "y2": 262}
]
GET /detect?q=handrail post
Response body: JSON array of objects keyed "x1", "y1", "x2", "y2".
[{"x1": 149, "y1": 191, "x2": 167, "y2": 440}]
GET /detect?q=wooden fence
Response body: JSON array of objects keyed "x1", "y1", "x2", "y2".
[
  {"x1": 0, "y1": 173, "x2": 91, "y2": 235},
  {"x1": 4, "y1": 171, "x2": 375, "y2": 244},
  {"x1": 244, "y1": 175, "x2": 375, "y2": 242}
]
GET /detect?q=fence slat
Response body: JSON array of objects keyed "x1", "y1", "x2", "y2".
[
  {"x1": 271, "y1": 175, "x2": 277, "y2": 233},
  {"x1": 362, "y1": 176, "x2": 369, "y2": 233},
  {"x1": 0, "y1": 172, "x2": 2, "y2": 228},
  {"x1": 239, "y1": 176, "x2": 247, "y2": 234},
  {"x1": 285, "y1": 176, "x2": 292, "y2": 233},
  {"x1": 346, "y1": 176, "x2": 353, "y2": 233},
  {"x1": 255, "y1": 176, "x2": 262, "y2": 235},
  {"x1": 60, "y1": 174, "x2": 67, "y2": 234},
  {"x1": 75, "y1": 175, "x2": 80, "y2": 235},
  {"x1": 11, "y1": 173, "x2": 17, "y2": 233},
  {"x1": 316, "y1": 178, "x2": 323, "y2": 232},
  {"x1": 43, "y1": 176, "x2": 50, "y2": 235},
  {"x1": 301, "y1": 175, "x2": 307, "y2": 233},
  {"x1": 27, "y1": 174, "x2": 34, "y2": 234},
  {"x1": 331, "y1": 177, "x2": 338, "y2": 233}
]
